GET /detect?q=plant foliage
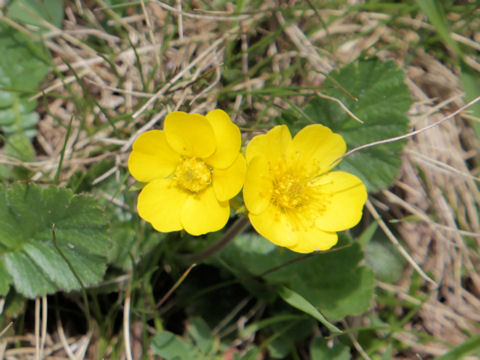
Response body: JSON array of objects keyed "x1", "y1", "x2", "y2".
[{"x1": 0, "y1": 184, "x2": 110, "y2": 298}]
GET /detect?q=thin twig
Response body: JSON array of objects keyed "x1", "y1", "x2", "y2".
[
  {"x1": 366, "y1": 200, "x2": 437, "y2": 286},
  {"x1": 35, "y1": 298, "x2": 40, "y2": 360},
  {"x1": 334, "y1": 96, "x2": 480, "y2": 165},
  {"x1": 123, "y1": 291, "x2": 133, "y2": 360},
  {"x1": 41, "y1": 296, "x2": 47, "y2": 360},
  {"x1": 131, "y1": 36, "x2": 226, "y2": 120},
  {"x1": 150, "y1": 0, "x2": 251, "y2": 21},
  {"x1": 56, "y1": 311, "x2": 77, "y2": 360},
  {"x1": 154, "y1": 263, "x2": 196, "y2": 310},
  {"x1": 140, "y1": 0, "x2": 161, "y2": 68},
  {"x1": 315, "y1": 91, "x2": 364, "y2": 123},
  {"x1": 0, "y1": 322, "x2": 12, "y2": 339}
]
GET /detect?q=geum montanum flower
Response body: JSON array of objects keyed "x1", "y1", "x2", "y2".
[
  {"x1": 243, "y1": 124, "x2": 367, "y2": 253},
  {"x1": 128, "y1": 110, "x2": 246, "y2": 235}
]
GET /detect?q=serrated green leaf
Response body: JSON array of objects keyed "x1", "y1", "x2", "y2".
[
  {"x1": 0, "y1": 109, "x2": 16, "y2": 126},
  {"x1": 151, "y1": 331, "x2": 197, "y2": 360},
  {"x1": 0, "y1": 25, "x2": 50, "y2": 91},
  {"x1": 298, "y1": 58, "x2": 412, "y2": 191},
  {"x1": 311, "y1": 337, "x2": 350, "y2": 360},
  {"x1": 0, "y1": 90, "x2": 14, "y2": 108},
  {"x1": 0, "y1": 184, "x2": 110, "y2": 298},
  {"x1": 0, "y1": 24, "x2": 48, "y2": 162},
  {"x1": 5, "y1": 133, "x2": 35, "y2": 161},
  {"x1": 1, "y1": 108, "x2": 39, "y2": 136},
  {"x1": 8, "y1": 0, "x2": 64, "y2": 31}
]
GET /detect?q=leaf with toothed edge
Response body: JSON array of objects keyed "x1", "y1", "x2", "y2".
[
  {"x1": 279, "y1": 57, "x2": 412, "y2": 192},
  {"x1": 0, "y1": 184, "x2": 110, "y2": 298}
]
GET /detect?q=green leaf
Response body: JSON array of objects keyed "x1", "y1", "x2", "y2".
[
  {"x1": 0, "y1": 24, "x2": 50, "y2": 176},
  {"x1": 277, "y1": 286, "x2": 341, "y2": 334},
  {"x1": 2, "y1": 289, "x2": 26, "y2": 318},
  {"x1": 187, "y1": 317, "x2": 216, "y2": 356},
  {"x1": 5, "y1": 132, "x2": 35, "y2": 161},
  {"x1": 364, "y1": 228, "x2": 407, "y2": 283},
  {"x1": 0, "y1": 260, "x2": 11, "y2": 295},
  {"x1": 0, "y1": 184, "x2": 110, "y2": 298},
  {"x1": 310, "y1": 337, "x2": 350, "y2": 360},
  {"x1": 8, "y1": 0, "x2": 64, "y2": 32},
  {"x1": 288, "y1": 249, "x2": 374, "y2": 320},
  {"x1": 357, "y1": 221, "x2": 378, "y2": 249},
  {"x1": 217, "y1": 234, "x2": 375, "y2": 321},
  {"x1": 0, "y1": 24, "x2": 50, "y2": 91},
  {"x1": 294, "y1": 58, "x2": 412, "y2": 191},
  {"x1": 268, "y1": 317, "x2": 315, "y2": 359},
  {"x1": 235, "y1": 347, "x2": 260, "y2": 360},
  {"x1": 151, "y1": 331, "x2": 197, "y2": 360}
]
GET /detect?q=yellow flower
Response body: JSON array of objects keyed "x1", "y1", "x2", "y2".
[
  {"x1": 128, "y1": 110, "x2": 246, "y2": 235},
  {"x1": 243, "y1": 124, "x2": 367, "y2": 253}
]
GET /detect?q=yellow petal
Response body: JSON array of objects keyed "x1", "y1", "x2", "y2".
[
  {"x1": 205, "y1": 109, "x2": 242, "y2": 169},
  {"x1": 137, "y1": 178, "x2": 188, "y2": 232},
  {"x1": 248, "y1": 203, "x2": 298, "y2": 247},
  {"x1": 243, "y1": 155, "x2": 272, "y2": 215},
  {"x1": 246, "y1": 125, "x2": 291, "y2": 164},
  {"x1": 164, "y1": 111, "x2": 216, "y2": 158},
  {"x1": 288, "y1": 228, "x2": 338, "y2": 253},
  {"x1": 212, "y1": 154, "x2": 246, "y2": 202},
  {"x1": 288, "y1": 124, "x2": 346, "y2": 173},
  {"x1": 128, "y1": 130, "x2": 180, "y2": 182},
  {"x1": 315, "y1": 171, "x2": 367, "y2": 232},
  {"x1": 181, "y1": 187, "x2": 230, "y2": 235}
]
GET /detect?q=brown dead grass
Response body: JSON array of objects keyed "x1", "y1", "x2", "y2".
[{"x1": 1, "y1": 0, "x2": 480, "y2": 359}]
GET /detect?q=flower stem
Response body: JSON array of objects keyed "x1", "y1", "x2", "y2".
[{"x1": 184, "y1": 216, "x2": 250, "y2": 263}]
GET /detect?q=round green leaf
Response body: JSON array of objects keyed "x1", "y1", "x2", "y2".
[
  {"x1": 0, "y1": 184, "x2": 110, "y2": 298},
  {"x1": 216, "y1": 234, "x2": 375, "y2": 321}
]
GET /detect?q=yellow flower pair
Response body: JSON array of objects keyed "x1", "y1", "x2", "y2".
[{"x1": 128, "y1": 110, "x2": 367, "y2": 253}]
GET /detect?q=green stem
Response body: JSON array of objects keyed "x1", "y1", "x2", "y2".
[{"x1": 184, "y1": 216, "x2": 250, "y2": 263}]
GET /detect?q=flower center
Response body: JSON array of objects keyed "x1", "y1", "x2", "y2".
[
  {"x1": 269, "y1": 160, "x2": 315, "y2": 210},
  {"x1": 272, "y1": 172, "x2": 310, "y2": 210},
  {"x1": 175, "y1": 157, "x2": 212, "y2": 193},
  {"x1": 269, "y1": 161, "x2": 331, "y2": 232}
]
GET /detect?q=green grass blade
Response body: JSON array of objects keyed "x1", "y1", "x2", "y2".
[
  {"x1": 437, "y1": 333, "x2": 480, "y2": 360},
  {"x1": 278, "y1": 286, "x2": 342, "y2": 334},
  {"x1": 415, "y1": 0, "x2": 461, "y2": 55}
]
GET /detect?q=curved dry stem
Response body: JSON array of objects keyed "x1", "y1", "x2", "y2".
[
  {"x1": 366, "y1": 199, "x2": 438, "y2": 287},
  {"x1": 332, "y1": 96, "x2": 480, "y2": 166}
]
